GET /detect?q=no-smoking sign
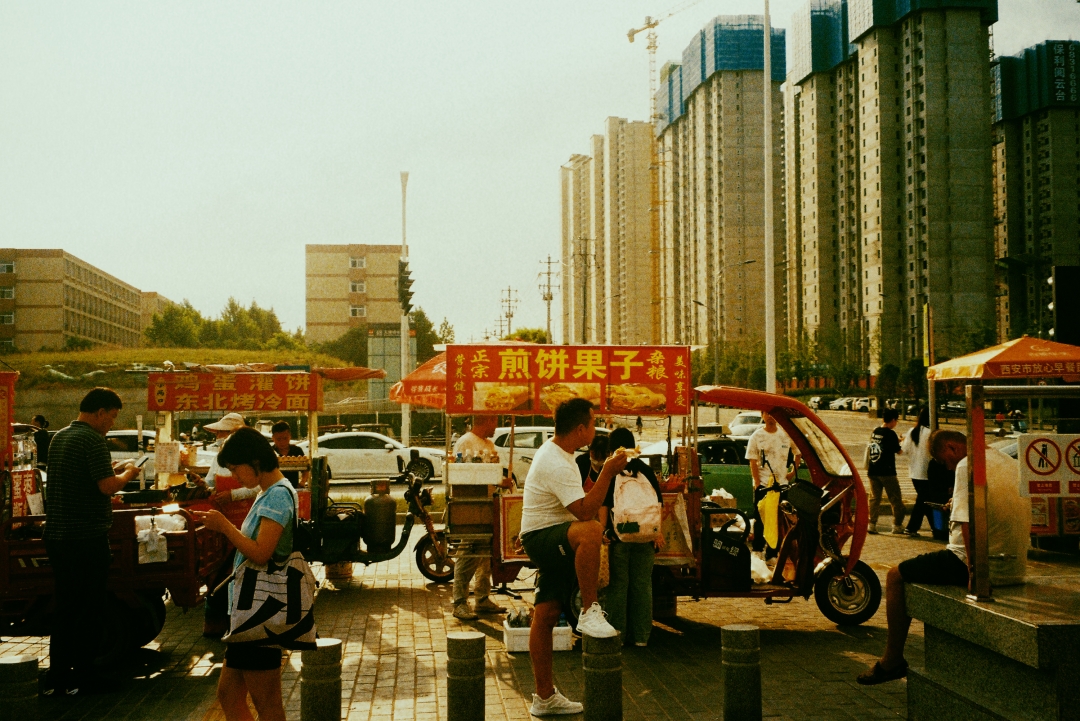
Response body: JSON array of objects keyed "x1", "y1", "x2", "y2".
[{"x1": 1019, "y1": 434, "x2": 1080, "y2": 497}]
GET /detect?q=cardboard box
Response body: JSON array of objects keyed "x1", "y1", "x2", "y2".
[{"x1": 503, "y1": 621, "x2": 573, "y2": 653}]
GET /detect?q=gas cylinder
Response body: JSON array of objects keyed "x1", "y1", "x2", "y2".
[{"x1": 362, "y1": 479, "x2": 396, "y2": 553}]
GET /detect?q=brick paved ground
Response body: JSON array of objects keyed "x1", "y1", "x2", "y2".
[{"x1": 2, "y1": 529, "x2": 934, "y2": 721}]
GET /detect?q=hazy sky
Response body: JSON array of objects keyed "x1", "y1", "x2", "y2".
[{"x1": 1, "y1": 1, "x2": 1076, "y2": 346}]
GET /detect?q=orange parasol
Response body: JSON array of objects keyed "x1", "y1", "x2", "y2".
[
  {"x1": 926, "y1": 336, "x2": 1080, "y2": 382},
  {"x1": 389, "y1": 354, "x2": 448, "y2": 409}
]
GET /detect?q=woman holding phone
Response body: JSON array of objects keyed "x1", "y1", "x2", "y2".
[{"x1": 193, "y1": 427, "x2": 297, "y2": 721}]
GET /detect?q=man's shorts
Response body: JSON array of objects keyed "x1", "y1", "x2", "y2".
[
  {"x1": 898, "y1": 549, "x2": 969, "y2": 587},
  {"x1": 520, "y1": 521, "x2": 576, "y2": 607}
]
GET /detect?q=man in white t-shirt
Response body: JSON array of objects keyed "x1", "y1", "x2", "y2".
[
  {"x1": 519, "y1": 398, "x2": 627, "y2": 716},
  {"x1": 451, "y1": 416, "x2": 504, "y2": 620},
  {"x1": 857, "y1": 429, "x2": 1030, "y2": 685},
  {"x1": 745, "y1": 411, "x2": 800, "y2": 553}
]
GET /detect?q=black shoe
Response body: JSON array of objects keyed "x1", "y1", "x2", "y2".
[{"x1": 40, "y1": 669, "x2": 69, "y2": 697}]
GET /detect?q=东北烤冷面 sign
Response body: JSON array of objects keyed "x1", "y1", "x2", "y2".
[{"x1": 147, "y1": 373, "x2": 324, "y2": 413}]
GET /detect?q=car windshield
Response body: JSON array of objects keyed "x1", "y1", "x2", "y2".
[
  {"x1": 733, "y1": 413, "x2": 760, "y2": 425},
  {"x1": 790, "y1": 417, "x2": 851, "y2": 476}
]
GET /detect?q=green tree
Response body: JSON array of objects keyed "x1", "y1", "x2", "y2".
[
  {"x1": 144, "y1": 301, "x2": 206, "y2": 347},
  {"x1": 411, "y1": 308, "x2": 440, "y2": 364},
  {"x1": 503, "y1": 327, "x2": 546, "y2": 343},
  {"x1": 437, "y1": 318, "x2": 455, "y2": 344},
  {"x1": 315, "y1": 326, "x2": 368, "y2": 366}
]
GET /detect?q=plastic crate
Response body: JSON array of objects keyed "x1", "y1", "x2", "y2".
[{"x1": 503, "y1": 621, "x2": 573, "y2": 653}]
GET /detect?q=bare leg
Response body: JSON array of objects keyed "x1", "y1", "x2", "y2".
[
  {"x1": 530, "y1": 600, "x2": 561, "y2": 699},
  {"x1": 566, "y1": 520, "x2": 603, "y2": 608},
  {"x1": 878, "y1": 566, "x2": 911, "y2": 669},
  {"x1": 244, "y1": 668, "x2": 286, "y2": 721},
  {"x1": 217, "y1": 666, "x2": 255, "y2": 721}
]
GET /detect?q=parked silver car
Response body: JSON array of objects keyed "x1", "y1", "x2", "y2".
[{"x1": 297, "y1": 431, "x2": 445, "y2": 482}]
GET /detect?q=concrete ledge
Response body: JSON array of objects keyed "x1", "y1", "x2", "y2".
[
  {"x1": 908, "y1": 667, "x2": 1012, "y2": 721},
  {"x1": 905, "y1": 577, "x2": 1080, "y2": 669}
]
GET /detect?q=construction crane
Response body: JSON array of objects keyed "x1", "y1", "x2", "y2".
[{"x1": 628, "y1": 0, "x2": 704, "y2": 343}]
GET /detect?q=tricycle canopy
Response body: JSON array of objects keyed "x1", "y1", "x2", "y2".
[{"x1": 694, "y1": 385, "x2": 869, "y2": 573}]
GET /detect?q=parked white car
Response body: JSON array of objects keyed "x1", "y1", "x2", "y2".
[
  {"x1": 491, "y1": 426, "x2": 609, "y2": 482},
  {"x1": 105, "y1": 429, "x2": 156, "y2": 483},
  {"x1": 726, "y1": 411, "x2": 764, "y2": 439},
  {"x1": 297, "y1": 431, "x2": 445, "y2": 482}
]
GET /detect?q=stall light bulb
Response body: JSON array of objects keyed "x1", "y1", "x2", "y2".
[{"x1": 161, "y1": 503, "x2": 181, "y2": 514}]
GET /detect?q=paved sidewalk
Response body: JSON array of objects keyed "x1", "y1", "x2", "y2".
[{"x1": 1, "y1": 529, "x2": 943, "y2": 721}]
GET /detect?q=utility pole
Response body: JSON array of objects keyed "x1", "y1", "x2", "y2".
[
  {"x1": 501, "y1": 287, "x2": 519, "y2": 337},
  {"x1": 763, "y1": 0, "x2": 777, "y2": 394},
  {"x1": 538, "y1": 256, "x2": 559, "y2": 344},
  {"x1": 493, "y1": 316, "x2": 508, "y2": 339},
  {"x1": 399, "y1": 171, "x2": 411, "y2": 446},
  {"x1": 574, "y1": 236, "x2": 594, "y2": 343}
]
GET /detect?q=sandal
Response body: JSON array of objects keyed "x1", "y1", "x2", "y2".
[{"x1": 856, "y1": 660, "x2": 908, "y2": 685}]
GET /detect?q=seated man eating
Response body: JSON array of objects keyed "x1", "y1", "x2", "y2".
[{"x1": 519, "y1": 397, "x2": 628, "y2": 716}]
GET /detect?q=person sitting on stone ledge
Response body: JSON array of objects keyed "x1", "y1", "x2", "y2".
[{"x1": 856, "y1": 429, "x2": 1030, "y2": 685}]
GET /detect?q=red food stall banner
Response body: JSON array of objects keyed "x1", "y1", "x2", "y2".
[
  {"x1": 444, "y1": 345, "x2": 691, "y2": 416},
  {"x1": 147, "y1": 373, "x2": 324, "y2": 413}
]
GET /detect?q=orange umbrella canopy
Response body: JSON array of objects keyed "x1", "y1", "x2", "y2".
[
  {"x1": 927, "y1": 336, "x2": 1080, "y2": 381},
  {"x1": 389, "y1": 353, "x2": 448, "y2": 409}
]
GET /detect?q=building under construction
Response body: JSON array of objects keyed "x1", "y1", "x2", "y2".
[
  {"x1": 655, "y1": 15, "x2": 788, "y2": 350},
  {"x1": 785, "y1": 0, "x2": 999, "y2": 373},
  {"x1": 560, "y1": 118, "x2": 653, "y2": 345},
  {"x1": 992, "y1": 40, "x2": 1080, "y2": 342}
]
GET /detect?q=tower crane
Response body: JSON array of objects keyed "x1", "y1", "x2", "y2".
[{"x1": 628, "y1": 0, "x2": 704, "y2": 343}]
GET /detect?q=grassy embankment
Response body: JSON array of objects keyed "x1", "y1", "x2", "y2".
[{"x1": 3, "y1": 348, "x2": 357, "y2": 390}]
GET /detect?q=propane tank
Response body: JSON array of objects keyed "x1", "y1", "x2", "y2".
[{"x1": 362, "y1": 479, "x2": 396, "y2": 553}]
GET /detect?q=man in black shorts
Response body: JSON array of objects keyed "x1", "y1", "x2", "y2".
[
  {"x1": 519, "y1": 398, "x2": 628, "y2": 716},
  {"x1": 857, "y1": 429, "x2": 970, "y2": 685}
]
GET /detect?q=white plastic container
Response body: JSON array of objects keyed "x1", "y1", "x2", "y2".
[{"x1": 503, "y1": 621, "x2": 574, "y2": 653}]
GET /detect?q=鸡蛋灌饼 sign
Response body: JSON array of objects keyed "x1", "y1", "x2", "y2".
[
  {"x1": 443, "y1": 345, "x2": 691, "y2": 416},
  {"x1": 1018, "y1": 433, "x2": 1080, "y2": 496},
  {"x1": 147, "y1": 373, "x2": 324, "y2": 413}
]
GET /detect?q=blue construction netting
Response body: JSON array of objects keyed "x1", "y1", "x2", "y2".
[
  {"x1": 655, "y1": 62, "x2": 684, "y2": 135},
  {"x1": 848, "y1": 0, "x2": 997, "y2": 42},
  {"x1": 789, "y1": 0, "x2": 852, "y2": 85},
  {"x1": 707, "y1": 15, "x2": 786, "y2": 82},
  {"x1": 682, "y1": 29, "x2": 707, "y2": 106},
  {"x1": 994, "y1": 40, "x2": 1080, "y2": 123}
]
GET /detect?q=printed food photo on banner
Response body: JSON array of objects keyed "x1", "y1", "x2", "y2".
[
  {"x1": 607, "y1": 383, "x2": 667, "y2": 413},
  {"x1": 540, "y1": 382, "x2": 601, "y2": 411},
  {"x1": 473, "y1": 382, "x2": 533, "y2": 412}
]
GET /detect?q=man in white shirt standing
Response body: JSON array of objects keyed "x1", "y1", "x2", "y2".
[
  {"x1": 519, "y1": 398, "x2": 627, "y2": 716},
  {"x1": 745, "y1": 410, "x2": 800, "y2": 553},
  {"x1": 451, "y1": 415, "x2": 504, "y2": 620}
]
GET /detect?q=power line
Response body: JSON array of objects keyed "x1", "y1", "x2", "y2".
[
  {"x1": 500, "y1": 286, "x2": 519, "y2": 337},
  {"x1": 538, "y1": 255, "x2": 560, "y2": 344}
]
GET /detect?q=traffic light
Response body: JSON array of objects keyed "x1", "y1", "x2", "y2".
[{"x1": 398, "y1": 259, "x2": 414, "y2": 314}]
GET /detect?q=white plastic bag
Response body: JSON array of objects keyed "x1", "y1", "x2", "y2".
[
  {"x1": 612, "y1": 472, "x2": 662, "y2": 543},
  {"x1": 750, "y1": 552, "x2": 772, "y2": 584}
]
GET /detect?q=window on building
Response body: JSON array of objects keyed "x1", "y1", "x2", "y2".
[
  {"x1": 0, "y1": 314, "x2": 14, "y2": 325},
  {"x1": 0, "y1": 288, "x2": 13, "y2": 300},
  {"x1": 0, "y1": 339, "x2": 13, "y2": 351},
  {"x1": 0, "y1": 263, "x2": 13, "y2": 274},
  {"x1": 349, "y1": 257, "x2": 366, "y2": 269},
  {"x1": 350, "y1": 281, "x2": 366, "y2": 293},
  {"x1": 350, "y1": 306, "x2": 366, "y2": 318}
]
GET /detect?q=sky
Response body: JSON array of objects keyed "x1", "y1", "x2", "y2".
[{"x1": 1, "y1": 0, "x2": 1076, "y2": 346}]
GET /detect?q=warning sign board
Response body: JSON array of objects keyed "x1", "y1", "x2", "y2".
[{"x1": 1018, "y1": 434, "x2": 1080, "y2": 497}]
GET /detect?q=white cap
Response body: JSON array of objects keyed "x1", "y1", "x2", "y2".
[{"x1": 204, "y1": 412, "x2": 246, "y2": 432}]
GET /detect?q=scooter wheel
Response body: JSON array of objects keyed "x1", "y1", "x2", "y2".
[
  {"x1": 813, "y1": 559, "x2": 882, "y2": 626},
  {"x1": 415, "y1": 532, "x2": 454, "y2": 583}
]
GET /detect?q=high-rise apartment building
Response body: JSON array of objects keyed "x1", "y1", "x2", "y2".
[
  {"x1": 654, "y1": 16, "x2": 787, "y2": 349},
  {"x1": 785, "y1": 0, "x2": 998, "y2": 372},
  {"x1": 560, "y1": 119, "x2": 653, "y2": 345},
  {"x1": 992, "y1": 41, "x2": 1080, "y2": 340}
]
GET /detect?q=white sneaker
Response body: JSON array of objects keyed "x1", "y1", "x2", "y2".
[
  {"x1": 530, "y1": 688, "x2": 583, "y2": 716},
  {"x1": 576, "y1": 602, "x2": 617, "y2": 639}
]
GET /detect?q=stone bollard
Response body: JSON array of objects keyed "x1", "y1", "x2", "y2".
[
  {"x1": 446, "y1": 631, "x2": 485, "y2": 721},
  {"x1": 582, "y1": 633, "x2": 622, "y2": 721},
  {"x1": 722, "y1": 624, "x2": 762, "y2": 721},
  {"x1": 0, "y1": 655, "x2": 38, "y2": 721},
  {"x1": 300, "y1": 638, "x2": 342, "y2": 721}
]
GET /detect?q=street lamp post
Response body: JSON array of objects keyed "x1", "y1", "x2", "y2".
[{"x1": 763, "y1": 0, "x2": 777, "y2": 394}]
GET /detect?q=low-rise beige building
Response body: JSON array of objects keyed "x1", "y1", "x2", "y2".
[
  {"x1": 305, "y1": 244, "x2": 403, "y2": 345},
  {"x1": 140, "y1": 291, "x2": 175, "y2": 332}
]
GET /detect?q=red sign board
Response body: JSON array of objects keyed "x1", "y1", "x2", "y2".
[
  {"x1": 444, "y1": 345, "x2": 692, "y2": 416},
  {"x1": 147, "y1": 373, "x2": 324, "y2": 413}
]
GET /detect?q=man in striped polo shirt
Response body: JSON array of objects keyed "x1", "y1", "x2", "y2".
[{"x1": 43, "y1": 387, "x2": 140, "y2": 696}]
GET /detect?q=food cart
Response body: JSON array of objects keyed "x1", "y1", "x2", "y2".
[
  {"x1": 147, "y1": 368, "x2": 449, "y2": 580},
  {"x1": 435, "y1": 345, "x2": 881, "y2": 626}
]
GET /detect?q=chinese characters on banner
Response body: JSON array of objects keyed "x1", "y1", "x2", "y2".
[
  {"x1": 444, "y1": 345, "x2": 691, "y2": 416},
  {"x1": 146, "y1": 373, "x2": 324, "y2": 413}
]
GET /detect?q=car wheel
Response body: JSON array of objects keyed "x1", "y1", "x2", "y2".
[{"x1": 406, "y1": 458, "x2": 434, "y2": 482}]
